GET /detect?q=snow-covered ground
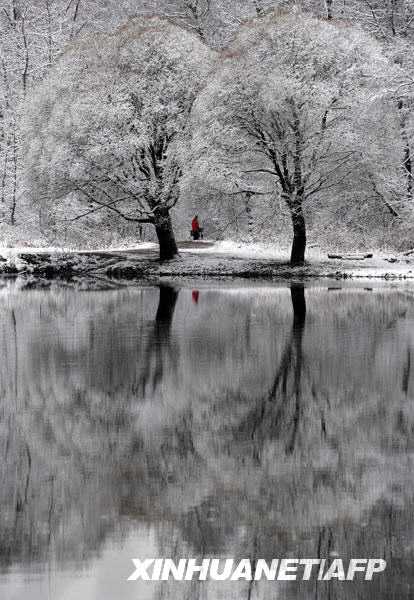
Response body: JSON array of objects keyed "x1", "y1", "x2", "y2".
[
  {"x1": 0, "y1": 240, "x2": 287, "y2": 261},
  {"x1": 181, "y1": 240, "x2": 289, "y2": 259},
  {"x1": 0, "y1": 240, "x2": 412, "y2": 279},
  {"x1": 0, "y1": 240, "x2": 394, "y2": 261}
]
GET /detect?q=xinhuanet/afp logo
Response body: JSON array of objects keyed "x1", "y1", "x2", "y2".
[{"x1": 127, "y1": 558, "x2": 387, "y2": 582}]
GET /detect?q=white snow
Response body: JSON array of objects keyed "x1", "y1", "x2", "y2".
[
  {"x1": 0, "y1": 247, "x2": 66, "y2": 258},
  {"x1": 105, "y1": 241, "x2": 158, "y2": 252},
  {"x1": 180, "y1": 240, "x2": 286, "y2": 259}
]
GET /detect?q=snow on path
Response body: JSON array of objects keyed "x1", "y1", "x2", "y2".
[
  {"x1": 0, "y1": 241, "x2": 288, "y2": 260},
  {"x1": 180, "y1": 240, "x2": 288, "y2": 259}
]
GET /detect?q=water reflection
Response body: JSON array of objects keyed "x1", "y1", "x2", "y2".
[
  {"x1": 238, "y1": 284, "x2": 307, "y2": 461},
  {"x1": 0, "y1": 281, "x2": 413, "y2": 599},
  {"x1": 140, "y1": 285, "x2": 180, "y2": 396}
]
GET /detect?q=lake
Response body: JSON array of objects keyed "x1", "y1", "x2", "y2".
[{"x1": 0, "y1": 280, "x2": 413, "y2": 600}]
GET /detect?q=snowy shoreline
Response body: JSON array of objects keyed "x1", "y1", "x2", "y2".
[{"x1": 0, "y1": 241, "x2": 413, "y2": 282}]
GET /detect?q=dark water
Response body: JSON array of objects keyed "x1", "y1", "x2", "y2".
[{"x1": 0, "y1": 280, "x2": 413, "y2": 600}]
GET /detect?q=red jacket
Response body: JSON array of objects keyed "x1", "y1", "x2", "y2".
[{"x1": 192, "y1": 218, "x2": 200, "y2": 232}]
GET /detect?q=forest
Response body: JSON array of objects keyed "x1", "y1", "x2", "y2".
[{"x1": 1, "y1": 0, "x2": 414, "y2": 264}]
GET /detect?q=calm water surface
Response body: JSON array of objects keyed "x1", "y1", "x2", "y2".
[{"x1": 0, "y1": 280, "x2": 413, "y2": 600}]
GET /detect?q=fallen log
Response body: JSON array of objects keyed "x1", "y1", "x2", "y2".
[{"x1": 328, "y1": 253, "x2": 373, "y2": 260}]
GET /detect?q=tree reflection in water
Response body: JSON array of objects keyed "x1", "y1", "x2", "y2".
[
  {"x1": 238, "y1": 284, "x2": 307, "y2": 460},
  {"x1": 140, "y1": 284, "x2": 180, "y2": 396},
  {"x1": 0, "y1": 283, "x2": 413, "y2": 600}
]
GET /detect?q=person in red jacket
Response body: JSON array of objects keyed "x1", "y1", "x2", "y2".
[{"x1": 191, "y1": 215, "x2": 203, "y2": 240}]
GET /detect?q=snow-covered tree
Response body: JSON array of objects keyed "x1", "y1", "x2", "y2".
[
  {"x1": 194, "y1": 11, "x2": 392, "y2": 264},
  {"x1": 0, "y1": 0, "x2": 411, "y2": 251},
  {"x1": 23, "y1": 16, "x2": 215, "y2": 259}
]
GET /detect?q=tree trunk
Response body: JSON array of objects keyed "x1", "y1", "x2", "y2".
[
  {"x1": 290, "y1": 204, "x2": 306, "y2": 266},
  {"x1": 398, "y1": 99, "x2": 412, "y2": 201},
  {"x1": 153, "y1": 209, "x2": 179, "y2": 261},
  {"x1": 326, "y1": 0, "x2": 333, "y2": 20}
]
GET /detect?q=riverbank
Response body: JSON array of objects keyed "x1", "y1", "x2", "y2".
[{"x1": 0, "y1": 241, "x2": 413, "y2": 281}]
